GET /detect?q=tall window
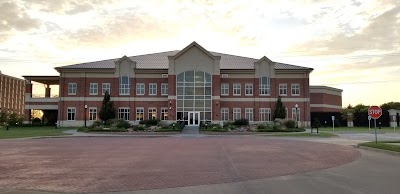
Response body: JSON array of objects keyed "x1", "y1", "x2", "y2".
[
  {"x1": 148, "y1": 108, "x2": 157, "y2": 120},
  {"x1": 89, "y1": 83, "x2": 98, "y2": 95},
  {"x1": 245, "y1": 108, "x2": 253, "y2": 122},
  {"x1": 161, "y1": 84, "x2": 168, "y2": 95},
  {"x1": 68, "y1": 83, "x2": 77, "y2": 95},
  {"x1": 279, "y1": 84, "x2": 287, "y2": 96},
  {"x1": 292, "y1": 108, "x2": 300, "y2": 121},
  {"x1": 136, "y1": 83, "x2": 145, "y2": 95},
  {"x1": 221, "y1": 83, "x2": 229, "y2": 96},
  {"x1": 102, "y1": 83, "x2": 110, "y2": 95},
  {"x1": 221, "y1": 108, "x2": 229, "y2": 121},
  {"x1": 233, "y1": 108, "x2": 241, "y2": 120},
  {"x1": 89, "y1": 107, "x2": 97, "y2": 121},
  {"x1": 259, "y1": 77, "x2": 270, "y2": 95},
  {"x1": 291, "y1": 84, "x2": 300, "y2": 96},
  {"x1": 67, "y1": 108, "x2": 76, "y2": 121},
  {"x1": 245, "y1": 84, "x2": 253, "y2": 96},
  {"x1": 161, "y1": 108, "x2": 168, "y2": 120},
  {"x1": 259, "y1": 108, "x2": 271, "y2": 121},
  {"x1": 136, "y1": 108, "x2": 144, "y2": 120},
  {"x1": 118, "y1": 108, "x2": 130, "y2": 120},
  {"x1": 149, "y1": 83, "x2": 157, "y2": 95},
  {"x1": 233, "y1": 84, "x2": 241, "y2": 96},
  {"x1": 119, "y1": 76, "x2": 130, "y2": 95}
]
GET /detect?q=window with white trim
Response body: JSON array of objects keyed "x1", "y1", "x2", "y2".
[
  {"x1": 259, "y1": 108, "x2": 271, "y2": 121},
  {"x1": 89, "y1": 107, "x2": 97, "y2": 121},
  {"x1": 291, "y1": 108, "x2": 300, "y2": 121},
  {"x1": 221, "y1": 83, "x2": 229, "y2": 96},
  {"x1": 245, "y1": 84, "x2": 253, "y2": 96},
  {"x1": 149, "y1": 83, "x2": 157, "y2": 95},
  {"x1": 136, "y1": 83, "x2": 145, "y2": 95},
  {"x1": 161, "y1": 84, "x2": 168, "y2": 95},
  {"x1": 136, "y1": 108, "x2": 144, "y2": 120},
  {"x1": 67, "y1": 108, "x2": 76, "y2": 121},
  {"x1": 89, "y1": 83, "x2": 98, "y2": 95},
  {"x1": 102, "y1": 83, "x2": 110, "y2": 95},
  {"x1": 221, "y1": 108, "x2": 229, "y2": 121},
  {"x1": 148, "y1": 108, "x2": 157, "y2": 120},
  {"x1": 291, "y1": 84, "x2": 300, "y2": 96},
  {"x1": 118, "y1": 108, "x2": 130, "y2": 120},
  {"x1": 233, "y1": 108, "x2": 241, "y2": 120},
  {"x1": 259, "y1": 77, "x2": 270, "y2": 95},
  {"x1": 119, "y1": 76, "x2": 130, "y2": 95},
  {"x1": 233, "y1": 84, "x2": 241, "y2": 96},
  {"x1": 161, "y1": 108, "x2": 168, "y2": 120},
  {"x1": 68, "y1": 83, "x2": 77, "y2": 95},
  {"x1": 245, "y1": 108, "x2": 253, "y2": 122},
  {"x1": 279, "y1": 84, "x2": 287, "y2": 96}
]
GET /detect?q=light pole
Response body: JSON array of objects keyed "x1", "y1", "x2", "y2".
[
  {"x1": 295, "y1": 104, "x2": 298, "y2": 128},
  {"x1": 84, "y1": 104, "x2": 88, "y2": 128}
]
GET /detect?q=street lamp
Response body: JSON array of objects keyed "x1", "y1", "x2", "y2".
[
  {"x1": 84, "y1": 104, "x2": 88, "y2": 128},
  {"x1": 295, "y1": 104, "x2": 298, "y2": 128}
]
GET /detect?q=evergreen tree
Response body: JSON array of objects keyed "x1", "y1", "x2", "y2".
[
  {"x1": 273, "y1": 96, "x2": 286, "y2": 119},
  {"x1": 99, "y1": 91, "x2": 116, "y2": 122}
]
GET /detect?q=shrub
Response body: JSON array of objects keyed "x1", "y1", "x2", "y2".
[
  {"x1": 32, "y1": 118, "x2": 41, "y2": 123},
  {"x1": 257, "y1": 124, "x2": 266, "y2": 129},
  {"x1": 312, "y1": 118, "x2": 322, "y2": 128},
  {"x1": 91, "y1": 120, "x2": 104, "y2": 128},
  {"x1": 233, "y1": 119, "x2": 249, "y2": 126},
  {"x1": 105, "y1": 119, "x2": 118, "y2": 126},
  {"x1": 116, "y1": 119, "x2": 131, "y2": 129},
  {"x1": 139, "y1": 119, "x2": 160, "y2": 126},
  {"x1": 284, "y1": 119, "x2": 296, "y2": 129},
  {"x1": 133, "y1": 125, "x2": 146, "y2": 131},
  {"x1": 170, "y1": 122, "x2": 184, "y2": 130}
]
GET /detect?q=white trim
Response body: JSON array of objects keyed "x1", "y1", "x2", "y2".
[
  {"x1": 220, "y1": 98, "x2": 310, "y2": 102},
  {"x1": 161, "y1": 83, "x2": 168, "y2": 96},
  {"x1": 68, "y1": 83, "x2": 77, "y2": 95},
  {"x1": 291, "y1": 83, "x2": 300, "y2": 96},
  {"x1": 136, "y1": 83, "x2": 145, "y2": 95},
  {"x1": 245, "y1": 83, "x2": 253, "y2": 96},
  {"x1": 60, "y1": 97, "x2": 168, "y2": 101},
  {"x1": 25, "y1": 96, "x2": 59, "y2": 103},
  {"x1": 89, "y1": 83, "x2": 98, "y2": 95},
  {"x1": 279, "y1": 83, "x2": 287, "y2": 96},
  {"x1": 149, "y1": 83, "x2": 157, "y2": 96},
  {"x1": 25, "y1": 105, "x2": 58, "y2": 109},
  {"x1": 88, "y1": 107, "x2": 97, "y2": 121},
  {"x1": 310, "y1": 104, "x2": 342, "y2": 109}
]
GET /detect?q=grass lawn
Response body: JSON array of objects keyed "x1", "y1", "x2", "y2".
[
  {"x1": 0, "y1": 126, "x2": 69, "y2": 139},
  {"x1": 359, "y1": 141, "x2": 400, "y2": 153},
  {"x1": 319, "y1": 127, "x2": 397, "y2": 133},
  {"x1": 271, "y1": 132, "x2": 337, "y2": 137}
]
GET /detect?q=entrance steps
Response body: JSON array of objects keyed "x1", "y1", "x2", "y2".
[{"x1": 181, "y1": 126, "x2": 200, "y2": 134}]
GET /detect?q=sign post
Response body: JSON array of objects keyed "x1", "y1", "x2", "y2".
[
  {"x1": 368, "y1": 116, "x2": 371, "y2": 131},
  {"x1": 332, "y1": 116, "x2": 335, "y2": 131},
  {"x1": 368, "y1": 106, "x2": 382, "y2": 144}
]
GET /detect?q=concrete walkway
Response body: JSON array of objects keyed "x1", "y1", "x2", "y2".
[{"x1": 181, "y1": 126, "x2": 199, "y2": 134}]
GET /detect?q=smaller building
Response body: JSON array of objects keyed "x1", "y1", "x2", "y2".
[
  {"x1": 0, "y1": 71, "x2": 25, "y2": 116},
  {"x1": 310, "y1": 85, "x2": 343, "y2": 126}
]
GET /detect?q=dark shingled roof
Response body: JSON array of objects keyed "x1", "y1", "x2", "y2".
[{"x1": 56, "y1": 50, "x2": 312, "y2": 70}]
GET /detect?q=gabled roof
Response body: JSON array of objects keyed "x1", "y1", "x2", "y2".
[{"x1": 55, "y1": 50, "x2": 312, "y2": 71}]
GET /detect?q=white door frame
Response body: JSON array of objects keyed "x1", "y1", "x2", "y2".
[{"x1": 188, "y1": 111, "x2": 200, "y2": 126}]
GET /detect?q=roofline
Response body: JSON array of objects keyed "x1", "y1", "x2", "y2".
[
  {"x1": 310, "y1": 85, "x2": 343, "y2": 92},
  {"x1": 168, "y1": 41, "x2": 221, "y2": 60}
]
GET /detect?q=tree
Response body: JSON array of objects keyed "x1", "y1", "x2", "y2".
[
  {"x1": 341, "y1": 107, "x2": 354, "y2": 122},
  {"x1": 312, "y1": 117, "x2": 321, "y2": 128},
  {"x1": 380, "y1": 102, "x2": 400, "y2": 111},
  {"x1": 273, "y1": 96, "x2": 286, "y2": 119},
  {"x1": 99, "y1": 91, "x2": 116, "y2": 122},
  {"x1": 0, "y1": 111, "x2": 7, "y2": 125}
]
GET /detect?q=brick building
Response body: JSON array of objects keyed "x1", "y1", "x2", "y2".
[
  {"x1": 0, "y1": 71, "x2": 25, "y2": 116},
  {"x1": 23, "y1": 42, "x2": 342, "y2": 127}
]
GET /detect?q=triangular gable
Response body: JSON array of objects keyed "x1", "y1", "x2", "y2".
[
  {"x1": 255, "y1": 56, "x2": 273, "y2": 64},
  {"x1": 116, "y1": 55, "x2": 135, "y2": 63},
  {"x1": 168, "y1": 41, "x2": 221, "y2": 60}
]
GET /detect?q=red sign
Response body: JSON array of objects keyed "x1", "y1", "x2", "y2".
[{"x1": 368, "y1": 106, "x2": 382, "y2": 119}]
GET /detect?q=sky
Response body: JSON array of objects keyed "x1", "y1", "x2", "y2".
[{"x1": 0, "y1": 0, "x2": 399, "y2": 107}]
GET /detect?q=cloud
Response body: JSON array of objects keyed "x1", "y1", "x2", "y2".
[
  {"x1": 0, "y1": 1, "x2": 40, "y2": 31},
  {"x1": 23, "y1": 0, "x2": 113, "y2": 15}
]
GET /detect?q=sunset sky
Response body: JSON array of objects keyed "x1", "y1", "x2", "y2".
[{"x1": 0, "y1": 0, "x2": 399, "y2": 107}]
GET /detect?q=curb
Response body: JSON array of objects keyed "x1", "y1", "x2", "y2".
[{"x1": 358, "y1": 145, "x2": 400, "y2": 156}]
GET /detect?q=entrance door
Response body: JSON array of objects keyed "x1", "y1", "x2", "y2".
[{"x1": 188, "y1": 112, "x2": 200, "y2": 126}]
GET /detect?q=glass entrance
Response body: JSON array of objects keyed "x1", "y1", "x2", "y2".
[{"x1": 188, "y1": 112, "x2": 200, "y2": 126}]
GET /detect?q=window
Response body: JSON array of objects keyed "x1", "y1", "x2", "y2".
[
  {"x1": 102, "y1": 83, "x2": 110, "y2": 95},
  {"x1": 148, "y1": 108, "x2": 157, "y2": 120},
  {"x1": 161, "y1": 84, "x2": 168, "y2": 95},
  {"x1": 89, "y1": 107, "x2": 97, "y2": 121},
  {"x1": 291, "y1": 84, "x2": 300, "y2": 96},
  {"x1": 161, "y1": 108, "x2": 168, "y2": 120},
  {"x1": 119, "y1": 76, "x2": 130, "y2": 95},
  {"x1": 233, "y1": 108, "x2": 241, "y2": 120},
  {"x1": 136, "y1": 83, "x2": 145, "y2": 95},
  {"x1": 118, "y1": 108, "x2": 130, "y2": 120},
  {"x1": 279, "y1": 84, "x2": 287, "y2": 96},
  {"x1": 136, "y1": 108, "x2": 144, "y2": 120},
  {"x1": 67, "y1": 108, "x2": 76, "y2": 121},
  {"x1": 245, "y1": 108, "x2": 253, "y2": 122},
  {"x1": 68, "y1": 83, "x2": 77, "y2": 95},
  {"x1": 89, "y1": 83, "x2": 98, "y2": 95},
  {"x1": 149, "y1": 83, "x2": 157, "y2": 95},
  {"x1": 221, "y1": 83, "x2": 229, "y2": 96},
  {"x1": 292, "y1": 108, "x2": 300, "y2": 121},
  {"x1": 259, "y1": 108, "x2": 271, "y2": 121},
  {"x1": 221, "y1": 108, "x2": 229, "y2": 121},
  {"x1": 259, "y1": 77, "x2": 270, "y2": 95},
  {"x1": 245, "y1": 84, "x2": 253, "y2": 96},
  {"x1": 233, "y1": 84, "x2": 241, "y2": 96}
]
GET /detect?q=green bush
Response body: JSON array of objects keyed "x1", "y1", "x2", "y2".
[
  {"x1": 233, "y1": 119, "x2": 249, "y2": 126},
  {"x1": 133, "y1": 125, "x2": 146, "y2": 131},
  {"x1": 32, "y1": 118, "x2": 41, "y2": 123},
  {"x1": 105, "y1": 119, "x2": 118, "y2": 126},
  {"x1": 139, "y1": 119, "x2": 160, "y2": 126},
  {"x1": 284, "y1": 119, "x2": 296, "y2": 128},
  {"x1": 115, "y1": 119, "x2": 131, "y2": 129},
  {"x1": 170, "y1": 122, "x2": 184, "y2": 130}
]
